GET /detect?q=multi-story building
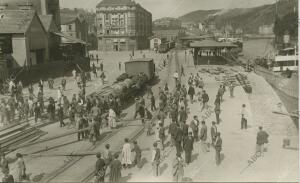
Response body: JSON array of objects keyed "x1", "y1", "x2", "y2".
[
  {"x1": 153, "y1": 29, "x2": 184, "y2": 42},
  {"x1": 96, "y1": 0, "x2": 152, "y2": 51},
  {"x1": 60, "y1": 14, "x2": 88, "y2": 43}
]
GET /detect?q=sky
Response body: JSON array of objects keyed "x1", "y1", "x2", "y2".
[{"x1": 59, "y1": 0, "x2": 276, "y2": 20}]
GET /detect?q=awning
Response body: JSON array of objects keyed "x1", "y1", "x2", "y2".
[
  {"x1": 190, "y1": 40, "x2": 237, "y2": 48},
  {"x1": 120, "y1": 39, "x2": 126, "y2": 42},
  {"x1": 52, "y1": 32, "x2": 88, "y2": 45},
  {"x1": 113, "y1": 39, "x2": 118, "y2": 43}
]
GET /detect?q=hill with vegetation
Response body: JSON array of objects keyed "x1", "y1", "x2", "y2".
[{"x1": 179, "y1": 0, "x2": 298, "y2": 34}]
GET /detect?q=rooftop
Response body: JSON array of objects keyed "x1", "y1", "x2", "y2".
[
  {"x1": 60, "y1": 14, "x2": 78, "y2": 25},
  {"x1": 125, "y1": 58, "x2": 154, "y2": 63},
  {"x1": 0, "y1": 10, "x2": 35, "y2": 34},
  {"x1": 96, "y1": 0, "x2": 136, "y2": 7},
  {"x1": 39, "y1": 15, "x2": 53, "y2": 32},
  {"x1": 180, "y1": 35, "x2": 214, "y2": 40},
  {"x1": 190, "y1": 39, "x2": 238, "y2": 48}
]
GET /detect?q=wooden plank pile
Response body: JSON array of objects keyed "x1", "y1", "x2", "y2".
[
  {"x1": 0, "y1": 123, "x2": 46, "y2": 153},
  {"x1": 236, "y1": 73, "x2": 252, "y2": 93}
]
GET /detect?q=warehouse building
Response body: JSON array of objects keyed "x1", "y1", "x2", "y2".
[{"x1": 0, "y1": 10, "x2": 49, "y2": 68}]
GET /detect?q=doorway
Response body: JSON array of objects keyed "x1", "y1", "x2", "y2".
[{"x1": 114, "y1": 44, "x2": 118, "y2": 51}]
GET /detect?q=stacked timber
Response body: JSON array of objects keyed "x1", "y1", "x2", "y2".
[
  {"x1": 0, "y1": 123, "x2": 45, "y2": 152},
  {"x1": 236, "y1": 73, "x2": 252, "y2": 93}
]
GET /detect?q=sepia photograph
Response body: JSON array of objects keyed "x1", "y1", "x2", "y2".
[{"x1": 0, "y1": 0, "x2": 298, "y2": 182}]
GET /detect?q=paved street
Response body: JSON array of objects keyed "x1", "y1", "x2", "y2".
[
  {"x1": 0, "y1": 49, "x2": 298, "y2": 182},
  {"x1": 105, "y1": 51, "x2": 299, "y2": 182}
]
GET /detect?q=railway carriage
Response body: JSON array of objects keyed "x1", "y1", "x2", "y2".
[{"x1": 125, "y1": 58, "x2": 156, "y2": 81}]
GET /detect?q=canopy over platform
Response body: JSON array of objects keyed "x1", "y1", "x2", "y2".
[
  {"x1": 191, "y1": 40, "x2": 237, "y2": 65},
  {"x1": 52, "y1": 32, "x2": 87, "y2": 45},
  {"x1": 190, "y1": 40, "x2": 237, "y2": 49},
  {"x1": 180, "y1": 35, "x2": 214, "y2": 41}
]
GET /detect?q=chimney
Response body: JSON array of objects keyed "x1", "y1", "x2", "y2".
[
  {"x1": 41, "y1": 0, "x2": 47, "y2": 15},
  {"x1": 18, "y1": 3, "x2": 33, "y2": 10},
  {"x1": 0, "y1": 3, "x2": 8, "y2": 10}
]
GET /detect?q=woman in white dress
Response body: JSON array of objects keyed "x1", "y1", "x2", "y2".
[
  {"x1": 108, "y1": 108, "x2": 116, "y2": 129},
  {"x1": 121, "y1": 138, "x2": 132, "y2": 168}
]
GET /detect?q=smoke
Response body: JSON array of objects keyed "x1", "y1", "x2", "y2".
[{"x1": 211, "y1": 9, "x2": 231, "y2": 17}]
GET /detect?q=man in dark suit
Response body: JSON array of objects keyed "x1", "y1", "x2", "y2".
[
  {"x1": 178, "y1": 107, "x2": 187, "y2": 123},
  {"x1": 214, "y1": 132, "x2": 222, "y2": 165},
  {"x1": 169, "y1": 105, "x2": 178, "y2": 123},
  {"x1": 190, "y1": 115, "x2": 199, "y2": 141},
  {"x1": 181, "y1": 121, "x2": 189, "y2": 145},
  {"x1": 95, "y1": 153, "x2": 106, "y2": 182},
  {"x1": 175, "y1": 124, "x2": 183, "y2": 155},
  {"x1": 200, "y1": 121, "x2": 209, "y2": 152},
  {"x1": 188, "y1": 85, "x2": 195, "y2": 104},
  {"x1": 201, "y1": 90, "x2": 209, "y2": 112},
  {"x1": 169, "y1": 121, "x2": 178, "y2": 147},
  {"x1": 211, "y1": 121, "x2": 218, "y2": 146},
  {"x1": 183, "y1": 132, "x2": 194, "y2": 164},
  {"x1": 256, "y1": 126, "x2": 269, "y2": 156}
]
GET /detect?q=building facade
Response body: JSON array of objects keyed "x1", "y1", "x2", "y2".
[
  {"x1": 150, "y1": 37, "x2": 167, "y2": 50},
  {"x1": 96, "y1": 0, "x2": 152, "y2": 51},
  {"x1": 153, "y1": 29, "x2": 184, "y2": 42}
]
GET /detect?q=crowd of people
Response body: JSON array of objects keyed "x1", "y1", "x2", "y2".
[
  {"x1": 0, "y1": 55, "x2": 270, "y2": 182},
  {"x1": 92, "y1": 67, "x2": 270, "y2": 182},
  {"x1": 92, "y1": 69, "x2": 229, "y2": 182}
]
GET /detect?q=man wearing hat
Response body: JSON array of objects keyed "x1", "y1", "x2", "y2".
[
  {"x1": 57, "y1": 104, "x2": 65, "y2": 127},
  {"x1": 214, "y1": 132, "x2": 222, "y2": 165},
  {"x1": 190, "y1": 115, "x2": 199, "y2": 141},
  {"x1": 152, "y1": 142, "x2": 160, "y2": 176},
  {"x1": 172, "y1": 153, "x2": 185, "y2": 182},
  {"x1": 200, "y1": 120, "x2": 209, "y2": 152},
  {"x1": 183, "y1": 132, "x2": 194, "y2": 164},
  {"x1": 211, "y1": 121, "x2": 218, "y2": 146}
]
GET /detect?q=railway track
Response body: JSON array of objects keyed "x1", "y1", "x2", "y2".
[
  {"x1": 82, "y1": 50, "x2": 179, "y2": 183},
  {"x1": 40, "y1": 52, "x2": 175, "y2": 183}
]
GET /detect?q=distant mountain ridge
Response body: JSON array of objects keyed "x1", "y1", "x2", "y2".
[{"x1": 179, "y1": 0, "x2": 298, "y2": 33}]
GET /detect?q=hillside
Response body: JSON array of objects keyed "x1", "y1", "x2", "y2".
[
  {"x1": 179, "y1": 0, "x2": 298, "y2": 34},
  {"x1": 179, "y1": 9, "x2": 219, "y2": 23}
]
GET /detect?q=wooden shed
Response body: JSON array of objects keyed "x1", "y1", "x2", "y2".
[{"x1": 125, "y1": 58, "x2": 155, "y2": 80}]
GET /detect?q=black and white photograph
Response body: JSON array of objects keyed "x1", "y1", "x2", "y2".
[{"x1": 0, "y1": 0, "x2": 298, "y2": 182}]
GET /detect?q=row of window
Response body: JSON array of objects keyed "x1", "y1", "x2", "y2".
[{"x1": 274, "y1": 60, "x2": 298, "y2": 67}]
